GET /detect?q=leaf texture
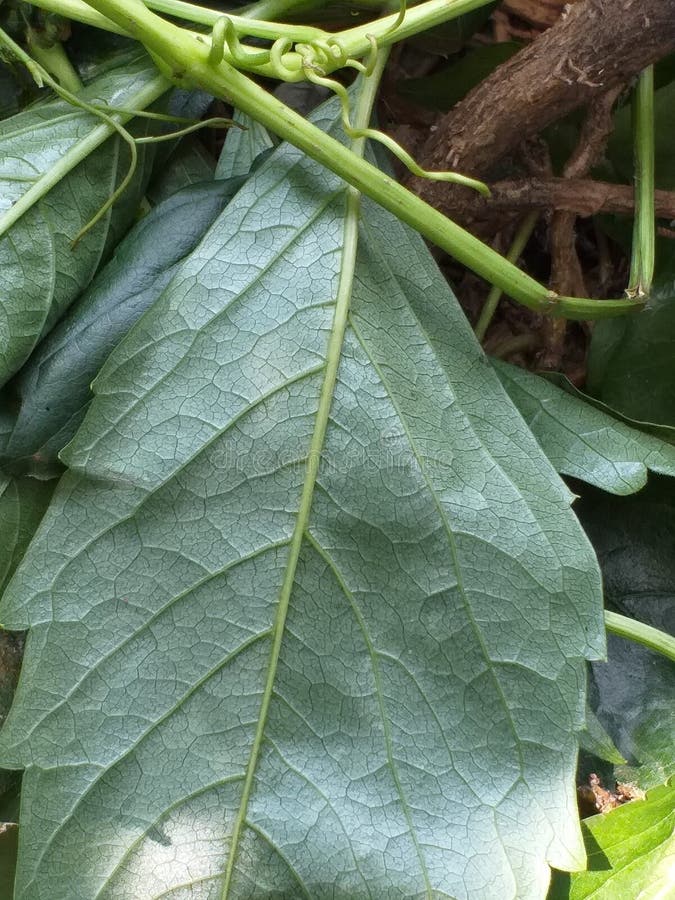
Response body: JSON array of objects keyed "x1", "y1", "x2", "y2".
[
  {"x1": 0, "y1": 56, "x2": 163, "y2": 387},
  {"x1": 0, "y1": 99, "x2": 604, "y2": 900},
  {"x1": 2, "y1": 177, "x2": 249, "y2": 475},
  {"x1": 493, "y1": 359, "x2": 675, "y2": 494}
]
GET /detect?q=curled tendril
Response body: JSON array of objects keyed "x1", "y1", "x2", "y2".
[
  {"x1": 343, "y1": 35, "x2": 378, "y2": 76},
  {"x1": 209, "y1": 16, "x2": 271, "y2": 69},
  {"x1": 269, "y1": 35, "x2": 295, "y2": 78},
  {"x1": 293, "y1": 2, "x2": 489, "y2": 197},
  {"x1": 385, "y1": 0, "x2": 407, "y2": 36},
  {"x1": 302, "y1": 66, "x2": 489, "y2": 195}
]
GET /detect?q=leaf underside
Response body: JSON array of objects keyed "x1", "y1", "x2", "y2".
[
  {"x1": 0, "y1": 101, "x2": 604, "y2": 900},
  {"x1": 493, "y1": 359, "x2": 675, "y2": 495},
  {"x1": 0, "y1": 57, "x2": 160, "y2": 388}
]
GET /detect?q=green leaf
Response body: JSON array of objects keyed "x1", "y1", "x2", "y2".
[
  {"x1": 2, "y1": 176, "x2": 249, "y2": 476},
  {"x1": 0, "y1": 97, "x2": 604, "y2": 899},
  {"x1": 492, "y1": 359, "x2": 675, "y2": 494},
  {"x1": 146, "y1": 135, "x2": 215, "y2": 205},
  {"x1": 548, "y1": 780, "x2": 675, "y2": 900},
  {"x1": 542, "y1": 372, "x2": 675, "y2": 447},
  {"x1": 587, "y1": 259, "x2": 675, "y2": 428},
  {"x1": 0, "y1": 476, "x2": 55, "y2": 597},
  {"x1": 575, "y1": 478, "x2": 675, "y2": 790},
  {"x1": 578, "y1": 708, "x2": 625, "y2": 767},
  {"x1": 0, "y1": 56, "x2": 165, "y2": 387},
  {"x1": 216, "y1": 109, "x2": 274, "y2": 180},
  {"x1": 0, "y1": 474, "x2": 54, "y2": 799},
  {"x1": 608, "y1": 81, "x2": 675, "y2": 190}
]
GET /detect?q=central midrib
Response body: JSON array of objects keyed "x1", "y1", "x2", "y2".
[{"x1": 219, "y1": 182, "x2": 362, "y2": 897}]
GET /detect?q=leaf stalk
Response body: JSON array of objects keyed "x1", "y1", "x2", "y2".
[
  {"x1": 605, "y1": 610, "x2": 675, "y2": 663},
  {"x1": 628, "y1": 65, "x2": 655, "y2": 298}
]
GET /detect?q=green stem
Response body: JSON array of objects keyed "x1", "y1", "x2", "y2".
[
  {"x1": 628, "y1": 65, "x2": 655, "y2": 298},
  {"x1": 242, "y1": 0, "x2": 322, "y2": 17},
  {"x1": 489, "y1": 332, "x2": 539, "y2": 359},
  {"x1": 81, "y1": 0, "x2": 643, "y2": 319},
  {"x1": 23, "y1": 0, "x2": 324, "y2": 59},
  {"x1": 142, "y1": 0, "x2": 323, "y2": 40},
  {"x1": 26, "y1": 28, "x2": 83, "y2": 92},
  {"x1": 28, "y1": 0, "x2": 496, "y2": 80},
  {"x1": 605, "y1": 610, "x2": 675, "y2": 663},
  {"x1": 475, "y1": 211, "x2": 539, "y2": 341},
  {"x1": 338, "y1": 0, "x2": 492, "y2": 58}
]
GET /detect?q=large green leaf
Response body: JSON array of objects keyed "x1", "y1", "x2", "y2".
[
  {"x1": 548, "y1": 780, "x2": 675, "y2": 900},
  {"x1": 493, "y1": 360, "x2": 675, "y2": 494},
  {"x1": 0, "y1": 56, "x2": 164, "y2": 387},
  {"x1": 0, "y1": 98, "x2": 604, "y2": 899},
  {"x1": 1, "y1": 176, "x2": 249, "y2": 476}
]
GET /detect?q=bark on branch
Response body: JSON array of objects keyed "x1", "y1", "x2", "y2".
[
  {"x1": 483, "y1": 178, "x2": 675, "y2": 219},
  {"x1": 411, "y1": 0, "x2": 675, "y2": 216}
]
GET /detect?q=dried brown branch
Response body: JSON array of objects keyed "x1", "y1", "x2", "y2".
[
  {"x1": 479, "y1": 178, "x2": 675, "y2": 219},
  {"x1": 410, "y1": 0, "x2": 675, "y2": 217}
]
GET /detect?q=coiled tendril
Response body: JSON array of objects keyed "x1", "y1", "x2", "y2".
[{"x1": 206, "y1": 0, "x2": 489, "y2": 195}]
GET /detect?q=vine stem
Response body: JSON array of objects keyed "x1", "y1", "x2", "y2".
[
  {"x1": 474, "y1": 211, "x2": 539, "y2": 340},
  {"x1": 29, "y1": 0, "x2": 506, "y2": 79},
  {"x1": 26, "y1": 29, "x2": 83, "y2": 93},
  {"x1": 628, "y1": 65, "x2": 655, "y2": 298},
  {"x1": 604, "y1": 611, "x2": 675, "y2": 663},
  {"x1": 76, "y1": 0, "x2": 643, "y2": 320}
]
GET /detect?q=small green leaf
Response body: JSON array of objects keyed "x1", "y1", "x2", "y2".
[
  {"x1": 587, "y1": 259, "x2": 675, "y2": 428},
  {"x1": 146, "y1": 135, "x2": 215, "y2": 205},
  {"x1": 0, "y1": 56, "x2": 165, "y2": 387},
  {"x1": 492, "y1": 359, "x2": 675, "y2": 494},
  {"x1": 216, "y1": 109, "x2": 274, "y2": 180},
  {"x1": 578, "y1": 708, "x2": 626, "y2": 767},
  {"x1": 542, "y1": 372, "x2": 675, "y2": 446},
  {"x1": 548, "y1": 780, "x2": 675, "y2": 900}
]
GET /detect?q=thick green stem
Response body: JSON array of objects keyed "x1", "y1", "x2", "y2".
[
  {"x1": 28, "y1": 0, "x2": 496, "y2": 79},
  {"x1": 26, "y1": 29, "x2": 83, "y2": 92},
  {"x1": 237, "y1": 0, "x2": 320, "y2": 18},
  {"x1": 605, "y1": 611, "x2": 675, "y2": 663},
  {"x1": 80, "y1": 0, "x2": 643, "y2": 320},
  {"x1": 628, "y1": 65, "x2": 655, "y2": 298}
]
